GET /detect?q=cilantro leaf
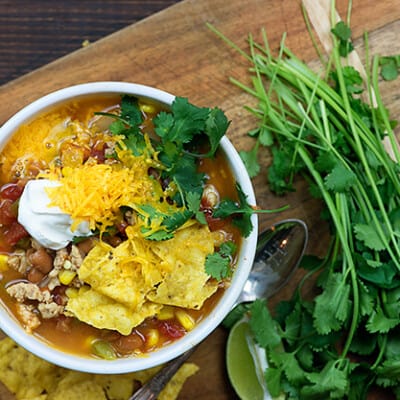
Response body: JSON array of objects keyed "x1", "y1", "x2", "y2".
[
  {"x1": 379, "y1": 56, "x2": 400, "y2": 81},
  {"x1": 324, "y1": 163, "x2": 357, "y2": 192},
  {"x1": 258, "y1": 126, "x2": 274, "y2": 146},
  {"x1": 154, "y1": 97, "x2": 209, "y2": 144},
  {"x1": 331, "y1": 21, "x2": 352, "y2": 41},
  {"x1": 204, "y1": 252, "x2": 230, "y2": 280},
  {"x1": 205, "y1": 241, "x2": 236, "y2": 280},
  {"x1": 137, "y1": 204, "x2": 192, "y2": 240},
  {"x1": 279, "y1": 352, "x2": 306, "y2": 384},
  {"x1": 354, "y1": 223, "x2": 386, "y2": 251},
  {"x1": 366, "y1": 305, "x2": 399, "y2": 333},
  {"x1": 331, "y1": 21, "x2": 354, "y2": 57},
  {"x1": 153, "y1": 112, "x2": 175, "y2": 139},
  {"x1": 356, "y1": 254, "x2": 398, "y2": 289},
  {"x1": 213, "y1": 183, "x2": 254, "y2": 237},
  {"x1": 313, "y1": 273, "x2": 351, "y2": 334},
  {"x1": 109, "y1": 119, "x2": 126, "y2": 135},
  {"x1": 120, "y1": 95, "x2": 143, "y2": 127},
  {"x1": 249, "y1": 299, "x2": 282, "y2": 348},
  {"x1": 264, "y1": 366, "x2": 283, "y2": 398},
  {"x1": 186, "y1": 191, "x2": 207, "y2": 224},
  {"x1": 239, "y1": 143, "x2": 260, "y2": 178},
  {"x1": 204, "y1": 107, "x2": 230, "y2": 156},
  {"x1": 268, "y1": 146, "x2": 295, "y2": 195},
  {"x1": 330, "y1": 66, "x2": 364, "y2": 94},
  {"x1": 222, "y1": 303, "x2": 252, "y2": 329},
  {"x1": 122, "y1": 127, "x2": 147, "y2": 156},
  {"x1": 301, "y1": 360, "x2": 350, "y2": 399}
]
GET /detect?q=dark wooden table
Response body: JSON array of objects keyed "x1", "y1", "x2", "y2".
[
  {"x1": 0, "y1": 0, "x2": 181, "y2": 85},
  {"x1": 0, "y1": 1, "x2": 399, "y2": 399}
]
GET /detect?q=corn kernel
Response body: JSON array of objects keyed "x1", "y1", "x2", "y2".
[
  {"x1": 176, "y1": 309, "x2": 195, "y2": 331},
  {"x1": 65, "y1": 287, "x2": 78, "y2": 298},
  {"x1": 146, "y1": 329, "x2": 159, "y2": 348},
  {"x1": 0, "y1": 255, "x2": 8, "y2": 272},
  {"x1": 157, "y1": 306, "x2": 175, "y2": 320},
  {"x1": 140, "y1": 103, "x2": 157, "y2": 114},
  {"x1": 58, "y1": 269, "x2": 76, "y2": 285}
]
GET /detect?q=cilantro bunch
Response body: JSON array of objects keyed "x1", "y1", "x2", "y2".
[{"x1": 211, "y1": 7, "x2": 400, "y2": 400}]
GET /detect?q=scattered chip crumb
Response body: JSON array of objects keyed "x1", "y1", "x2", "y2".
[{"x1": 0, "y1": 337, "x2": 199, "y2": 400}]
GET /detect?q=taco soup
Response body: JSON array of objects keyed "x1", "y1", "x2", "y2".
[{"x1": 0, "y1": 93, "x2": 252, "y2": 360}]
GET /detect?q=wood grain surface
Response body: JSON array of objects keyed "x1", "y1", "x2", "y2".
[
  {"x1": 0, "y1": 0, "x2": 182, "y2": 85},
  {"x1": 0, "y1": 0, "x2": 399, "y2": 399}
]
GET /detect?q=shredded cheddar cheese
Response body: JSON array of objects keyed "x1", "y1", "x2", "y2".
[{"x1": 45, "y1": 158, "x2": 155, "y2": 233}]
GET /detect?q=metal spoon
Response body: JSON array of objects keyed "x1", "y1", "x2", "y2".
[{"x1": 129, "y1": 218, "x2": 308, "y2": 400}]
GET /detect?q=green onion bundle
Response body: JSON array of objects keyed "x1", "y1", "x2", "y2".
[{"x1": 210, "y1": 3, "x2": 400, "y2": 398}]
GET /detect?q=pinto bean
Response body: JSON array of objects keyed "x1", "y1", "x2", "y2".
[
  {"x1": 28, "y1": 248, "x2": 53, "y2": 274},
  {"x1": 27, "y1": 267, "x2": 45, "y2": 283},
  {"x1": 77, "y1": 238, "x2": 95, "y2": 255}
]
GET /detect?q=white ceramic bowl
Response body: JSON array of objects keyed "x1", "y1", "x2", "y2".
[{"x1": 0, "y1": 82, "x2": 258, "y2": 373}]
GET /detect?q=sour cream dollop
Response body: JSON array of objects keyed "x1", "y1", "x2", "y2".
[{"x1": 18, "y1": 179, "x2": 92, "y2": 250}]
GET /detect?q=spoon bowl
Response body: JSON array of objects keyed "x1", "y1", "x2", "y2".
[
  {"x1": 129, "y1": 218, "x2": 308, "y2": 400},
  {"x1": 235, "y1": 218, "x2": 308, "y2": 305}
]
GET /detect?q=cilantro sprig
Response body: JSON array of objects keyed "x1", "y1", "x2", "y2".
[
  {"x1": 213, "y1": 183, "x2": 288, "y2": 237},
  {"x1": 210, "y1": 10, "x2": 400, "y2": 399},
  {"x1": 205, "y1": 241, "x2": 237, "y2": 280}
]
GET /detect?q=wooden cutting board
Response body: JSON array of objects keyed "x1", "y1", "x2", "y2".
[{"x1": 0, "y1": 0, "x2": 399, "y2": 398}]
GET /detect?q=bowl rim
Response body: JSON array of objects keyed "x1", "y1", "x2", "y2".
[{"x1": 0, "y1": 81, "x2": 258, "y2": 373}]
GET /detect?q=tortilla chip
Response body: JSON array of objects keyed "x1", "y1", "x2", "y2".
[
  {"x1": 0, "y1": 337, "x2": 61, "y2": 399},
  {"x1": 159, "y1": 363, "x2": 200, "y2": 400},
  {"x1": 78, "y1": 240, "x2": 149, "y2": 309},
  {"x1": 0, "y1": 337, "x2": 198, "y2": 400},
  {"x1": 66, "y1": 288, "x2": 161, "y2": 335},
  {"x1": 20, "y1": 397, "x2": 47, "y2": 400},
  {"x1": 72, "y1": 223, "x2": 217, "y2": 333},
  {"x1": 94, "y1": 373, "x2": 138, "y2": 400},
  {"x1": 48, "y1": 370, "x2": 107, "y2": 400},
  {"x1": 148, "y1": 224, "x2": 218, "y2": 309}
]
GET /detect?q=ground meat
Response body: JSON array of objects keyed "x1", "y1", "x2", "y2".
[
  {"x1": 7, "y1": 249, "x2": 29, "y2": 274},
  {"x1": 6, "y1": 282, "x2": 51, "y2": 303},
  {"x1": 46, "y1": 248, "x2": 68, "y2": 290},
  {"x1": 7, "y1": 281, "x2": 65, "y2": 328},
  {"x1": 70, "y1": 244, "x2": 83, "y2": 270},
  {"x1": 53, "y1": 248, "x2": 68, "y2": 269},
  {"x1": 15, "y1": 303, "x2": 41, "y2": 333},
  {"x1": 38, "y1": 302, "x2": 64, "y2": 319}
]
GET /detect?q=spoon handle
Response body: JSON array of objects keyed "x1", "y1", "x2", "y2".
[{"x1": 128, "y1": 347, "x2": 196, "y2": 400}]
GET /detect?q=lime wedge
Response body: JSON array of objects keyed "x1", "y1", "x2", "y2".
[{"x1": 226, "y1": 318, "x2": 270, "y2": 400}]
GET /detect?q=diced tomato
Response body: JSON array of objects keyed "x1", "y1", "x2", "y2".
[
  {"x1": 0, "y1": 183, "x2": 24, "y2": 201},
  {"x1": 158, "y1": 320, "x2": 185, "y2": 339},
  {"x1": 90, "y1": 141, "x2": 106, "y2": 163},
  {"x1": 202, "y1": 207, "x2": 228, "y2": 231},
  {"x1": 90, "y1": 149, "x2": 106, "y2": 163},
  {"x1": 0, "y1": 199, "x2": 17, "y2": 225},
  {"x1": 116, "y1": 220, "x2": 129, "y2": 235},
  {"x1": 4, "y1": 221, "x2": 29, "y2": 246}
]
